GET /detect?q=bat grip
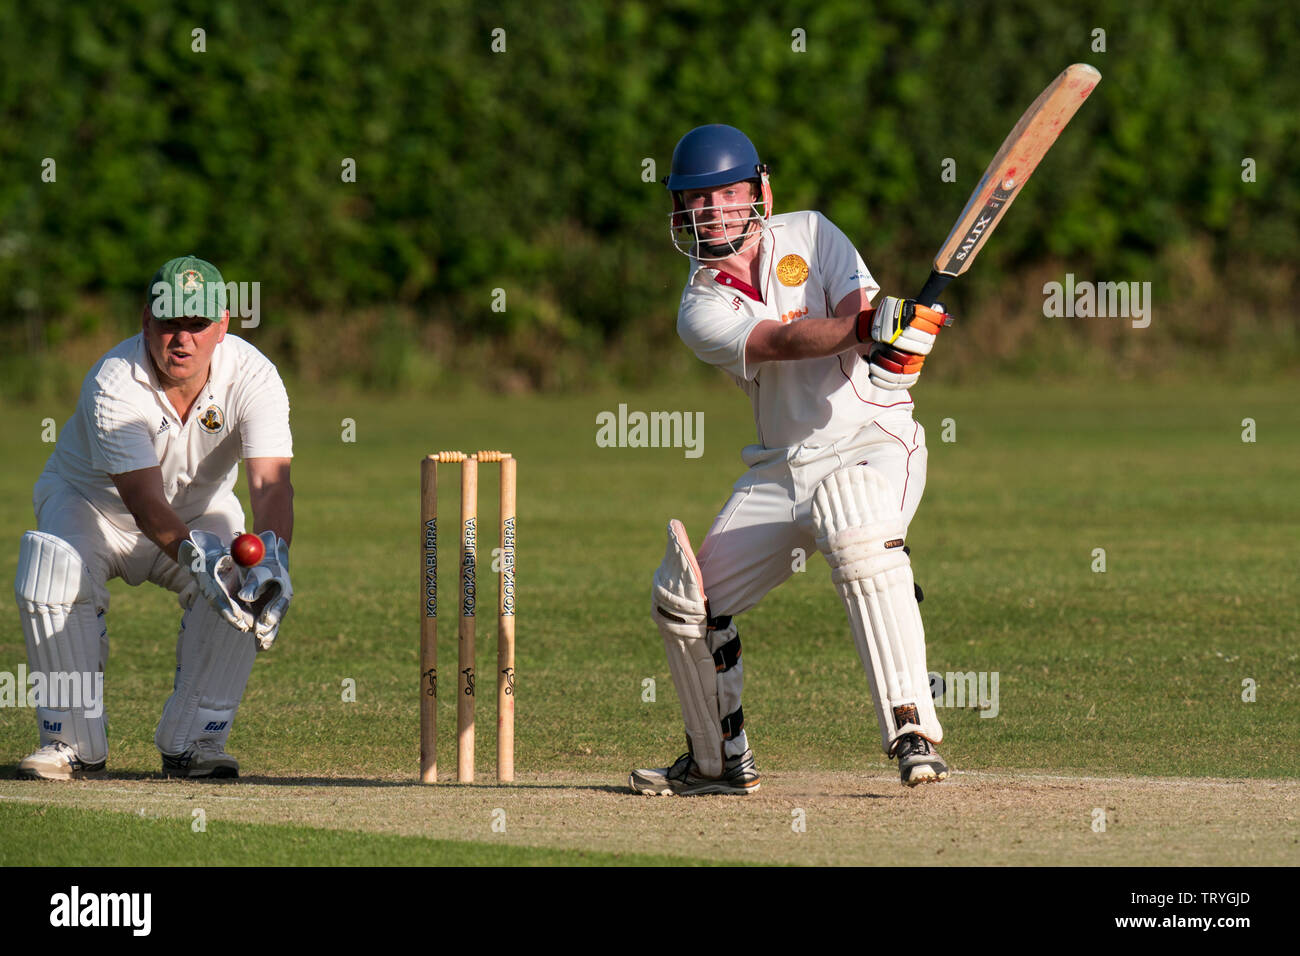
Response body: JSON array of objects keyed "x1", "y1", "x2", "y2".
[{"x1": 916, "y1": 270, "x2": 953, "y2": 309}]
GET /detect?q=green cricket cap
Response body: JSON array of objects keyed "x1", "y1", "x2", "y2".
[{"x1": 147, "y1": 255, "x2": 227, "y2": 321}]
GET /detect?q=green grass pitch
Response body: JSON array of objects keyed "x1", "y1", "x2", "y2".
[{"x1": 0, "y1": 376, "x2": 1296, "y2": 865}]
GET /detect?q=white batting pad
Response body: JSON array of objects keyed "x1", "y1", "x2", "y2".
[
  {"x1": 811, "y1": 467, "x2": 942, "y2": 753},
  {"x1": 651, "y1": 520, "x2": 725, "y2": 777},
  {"x1": 155, "y1": 592, "x2": 258, "y2": 756},
  {"x1": 14, "y1": 532, "x2": 108, "y2": 764}
]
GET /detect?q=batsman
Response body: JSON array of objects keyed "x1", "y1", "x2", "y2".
[{"x1": 630, "y1": 125, "x2": 952, "y2": 794}]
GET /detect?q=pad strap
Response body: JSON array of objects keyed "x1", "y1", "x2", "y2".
[
  {"x1": 720, "y1": 706, "x2": 745, "y2": 740},
  {"x1": 712, "y1": 633, "x2": 741, "y2": 672}
]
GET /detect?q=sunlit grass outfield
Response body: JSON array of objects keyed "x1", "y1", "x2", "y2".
[{"x1": 0, "y1": 377, "x2": 1297, "y2": 863}]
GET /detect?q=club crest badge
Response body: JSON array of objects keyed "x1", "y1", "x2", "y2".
[
  {"x1": 180, "y1": 270, "x2": 204, "y2": 294},
  {"x1": 198, "y1": 404, "x2": 225, "y2": 434},
  {"x1": 776, "y1": 254, "x2": 809, "y2": 287}
]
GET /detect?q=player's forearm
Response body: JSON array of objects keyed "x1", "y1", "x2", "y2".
[
  {"x1": 250, "y1": 482, "x2": 294, "y2": 547},
  {"x1": 745, "y1": 315, "x2": 860, "y2": 364},
  {"x1": 133, "y1": 506, "x2": 191, "y2": 563}
]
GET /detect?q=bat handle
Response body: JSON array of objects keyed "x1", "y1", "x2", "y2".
[{"x1": 916, "y1": 270, "x2": 953, "y2": 309}]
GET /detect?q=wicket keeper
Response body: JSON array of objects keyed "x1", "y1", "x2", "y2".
[{"x1": 13, "y1": 255, "x2": 294, "y2": 780}]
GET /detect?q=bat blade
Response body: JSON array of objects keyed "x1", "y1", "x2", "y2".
[{"x1": 917, "y1": 63, "x2": 1101, "y2": 306}]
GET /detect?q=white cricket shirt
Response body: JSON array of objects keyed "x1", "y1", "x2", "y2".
[
  {"x1": 42, "y1": 333, "x2": 293, "y2": 530},
  {"x1": 677, "y1": 210, "x2": 914, "y2": 451}
]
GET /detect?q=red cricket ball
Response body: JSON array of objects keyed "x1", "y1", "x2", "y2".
[{"x1": 231, "y1": 533, "x2": 265, "y2": 567}]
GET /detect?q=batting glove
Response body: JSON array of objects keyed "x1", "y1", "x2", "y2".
[
  {"x1": 861, "y1": 300, "x2": 953, "y2": 390},
  {"x1": 867, "y1": 343, "x2": 926, "y2": 390},
  {"x1": 857, "y1": 296, "x2": 953, "y2": 355}
]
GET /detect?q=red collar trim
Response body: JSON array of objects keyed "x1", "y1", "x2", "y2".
[{"x1": 713, "y1": 270, "x2": 763, "y2": 303}]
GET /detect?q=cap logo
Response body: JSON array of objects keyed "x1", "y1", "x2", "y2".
[{"x1": 180, "y1": 270, "x2": 204, "y2": 294}]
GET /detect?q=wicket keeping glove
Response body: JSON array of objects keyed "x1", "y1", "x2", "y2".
[
  {"x1": 178, "y1": 530, "x2": 255, "y2": 632},
  {"x1": 236, "y1": 531, "x2": 292, "y2": 651}
]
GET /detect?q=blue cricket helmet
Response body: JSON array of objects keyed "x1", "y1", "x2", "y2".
[{"x1": 665, "y1": 125, "x2": 767, "y2": 192}]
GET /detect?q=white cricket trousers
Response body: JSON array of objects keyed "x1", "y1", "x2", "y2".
[{"x1": 693, "y1": 411, "x2": 929, "y2": 757}]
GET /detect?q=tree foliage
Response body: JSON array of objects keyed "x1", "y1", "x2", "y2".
[{"x1": 1, "y1": 0, "x2": 1296, "y2": 388}]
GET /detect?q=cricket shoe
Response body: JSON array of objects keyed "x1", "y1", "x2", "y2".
[
  {"x1": 161, "y1": 741, "x2": 239, "y2": 779},
  {"x1": 629, "y1": 748, "x2": 760, "y2": 796},
  {"x1": 16, "y1": 742, "x2": 106, "y2": 781},
  {"x1": 890, "y1": 733, "x2": 949, "y2": 787}
]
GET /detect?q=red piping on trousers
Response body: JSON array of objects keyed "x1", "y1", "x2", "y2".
[
  {"x1": 837, "y1": 353, "x2": 914, "y2": 410},
  {"x1": 870, "y1": 419, "x2": 919, "y2": 511}
]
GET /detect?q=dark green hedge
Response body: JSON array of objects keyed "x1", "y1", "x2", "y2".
[{"x1": 2, "y1": 0, "x2": 1296, "y2": 382}]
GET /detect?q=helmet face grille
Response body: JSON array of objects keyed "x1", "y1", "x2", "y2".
[{"x1": 668, "y1": 197, "x2": 770, "y2": 262}]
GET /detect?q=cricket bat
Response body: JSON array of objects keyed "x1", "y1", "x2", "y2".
[{"x1": 916, "y1": 63, "x2": 1101, "y2": 308}]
